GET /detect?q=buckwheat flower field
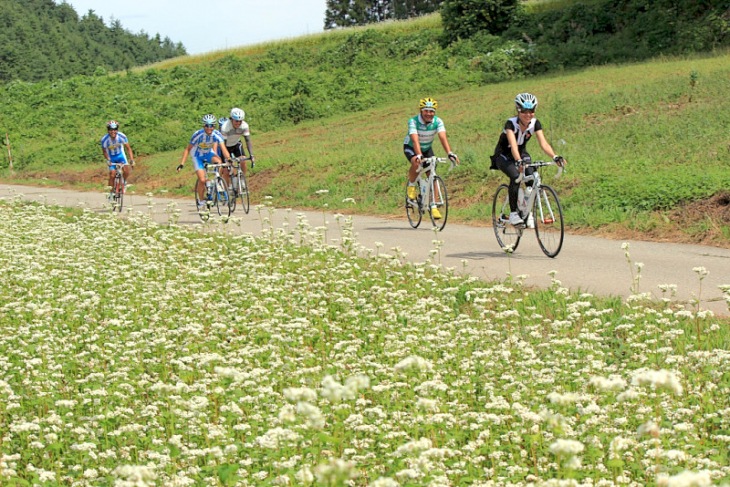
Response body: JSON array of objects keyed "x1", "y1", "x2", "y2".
[{"x1": 1, "y1": 200, "x2": 729, "y2": 486}]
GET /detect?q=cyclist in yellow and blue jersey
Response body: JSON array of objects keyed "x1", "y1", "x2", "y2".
[
  {"x1": 100, "y1": 120, "x2": 135, "y2": 193},
  {"x1": 176, "y1": 114, "x2": 232, "y2": 212},
  {"x1": 404, "y1": 97, "x2": 459, "y2": 220}
]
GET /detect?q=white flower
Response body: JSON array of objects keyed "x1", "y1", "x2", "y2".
[
  {"x1": 394, "y1": 355, "x2": 433, "y2": 374},
  {"x1": 656, "y1": 470, "x2": 712, "y2": 487},
  {"x1": 631, "y1": 369, "x2": 683, "y2": 395},
  {"x1": 588, "y1": 375, "x2": 627, "y2": 392},
  {"x1": 549, "y1": 439, "x2": 585, "y2": 457},
  {"x1": 111, "y1": 465, "x2": 157, "y2": 485}
]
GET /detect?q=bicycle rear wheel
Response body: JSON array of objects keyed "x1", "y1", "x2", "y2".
[
  {"x1": 111, "y1": 174, "x2": 124, "y2": 212},
  {"x1": 533, "y1": 184, "x2": 564, "y2": 258},
  {"x1": 405, "y1": 180, "x2": 422, "y2": 228},
  {"x1": 492, "y1": 184, "x2": 521, "y2": 252},
  {"x1": 428, "y1": 175, "x2": 448, "y2": 231}
]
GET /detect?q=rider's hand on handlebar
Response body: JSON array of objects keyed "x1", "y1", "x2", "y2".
[
  {"x1": 130, "y1": 160, "x2": 136, "y2": 167},
  {"x1": 448, "y1": 152, "x2": 460, "y2": 165},
  {"x1": 553, "y1": 155, "x2": 566, "y2": 167},
  {"x1": 176, "y1": 164, "x2": 184, "y2": 172}
]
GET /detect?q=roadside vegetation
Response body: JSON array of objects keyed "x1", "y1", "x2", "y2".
[{"x1": 0, "y1": 198, "x2": 728, "y2": 485}]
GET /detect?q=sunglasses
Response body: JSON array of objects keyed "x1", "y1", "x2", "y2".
[
  {"x1": 203, "y1": 124, "x2": 215, "y2": 128},
  {"x1": 519, "y1": 109, "x2": 535, "y2": 114},
  {"x1": 108, "y1": 127, "x2": 118, "y2": 131}
]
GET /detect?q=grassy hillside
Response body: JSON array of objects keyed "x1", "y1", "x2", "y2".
[{"x1": 1, "y1": 14, "x2": 729, "y2": 247}]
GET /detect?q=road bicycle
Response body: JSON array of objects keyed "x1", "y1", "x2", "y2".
[
  {"x1": 227, "y1": 156, "x2": 251, "y2": 214},
  {"x1": 108, "y1": 163, "x2": 126, "y2": 212},
  {"x1": 194, "y1": 163, "x2": 233, "y2": 221},
  {"x1": 405, "y1": 156, "x2": 455, "y2": 232},
  {"x1": 491, "y1": 159, "x2": 565, "y2": 258}
]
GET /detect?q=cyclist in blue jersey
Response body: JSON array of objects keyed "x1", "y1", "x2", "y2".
[
  {"x1": 100, "y1": 120, "x2": 135, "y2": 194},
  {"x1": 404, "y1": 97, "x2": 459, "y2": 220},
  {"x1": 176, "y1": 114, "x2": 233, "y2": 212},
  {"x1": 490, "y1": 93, "x2": 566, "y2": 227}
]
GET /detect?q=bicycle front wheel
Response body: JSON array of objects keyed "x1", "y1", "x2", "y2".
[
  {"x1": 533, "y1": 184, "x2": 564, "y2": 258},
  {"x1": 111, "y1": 174, "x2": 124, "y2": 212},
  {"x1": 492, "y1": 184, "x2": 521, "y2": 252},
  {"x1": 214, "y1": 177, "x2": 232, "y2": 219},
  {"x1": 237, "y1": 173, "x2": 250, "y2": 214},
  {"x1": 405, "y1": 180, "x2": 422, "y2": 229},
  {"x1": 428, "y1": 175, "x2": 448, "y2": 231}
]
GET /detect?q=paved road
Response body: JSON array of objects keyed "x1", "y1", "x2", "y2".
[{"x1": 3, "y1": 184, "x2": 729, "y2": 316}]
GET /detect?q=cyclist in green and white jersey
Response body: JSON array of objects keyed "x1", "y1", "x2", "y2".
[{"x1": 403, "y1": 97, "x2": 459, "y2": 220}]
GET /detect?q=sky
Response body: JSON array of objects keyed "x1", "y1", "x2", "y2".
[{"x1": 61, "y1": 0, "x2": 329, "y2": 55}]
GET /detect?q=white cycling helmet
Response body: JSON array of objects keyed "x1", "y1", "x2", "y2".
[
  {"x1": 230, "y1": 107, "x2": 245, "y2": 121},
  {"x1": 202, "y1": 113, "x2": 217, "y2": 126},
  {"x1": 218, "y1": 117, "x2": 227, "y2": 128},
  {"x1": 515, "y1": 93, "x2": 538, "y2": 111}
]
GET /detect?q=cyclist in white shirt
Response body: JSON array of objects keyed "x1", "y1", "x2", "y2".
[{"x1": 220, "y1": 107, "x2": 256, "y2": 180}]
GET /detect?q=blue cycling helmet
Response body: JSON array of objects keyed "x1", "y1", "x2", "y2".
[
  {"x1": 515, "y1": 93, "x2": 538, "y2": 111},
  {"x1": 218, "y1": 117, "x2": 227, "y2": 128},
  {"x1": 202, "y1": 114, "x2": 217, "y2": 126}
]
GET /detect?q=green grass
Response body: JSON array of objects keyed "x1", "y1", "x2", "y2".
[{"x1": 0, "y1": 199, "x2": 728, "y2": 485}]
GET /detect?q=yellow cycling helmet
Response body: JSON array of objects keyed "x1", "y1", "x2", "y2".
[{"x1": 419, "y1": 97, "x2": 438, "y2": 110}]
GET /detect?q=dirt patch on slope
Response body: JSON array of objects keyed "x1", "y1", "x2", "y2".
[{"x1": 569, "y1": 192, "x2": 730, "y2": 249}]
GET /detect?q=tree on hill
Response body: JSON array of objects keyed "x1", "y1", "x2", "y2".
[
  {"x1": 324, "y1": 0, "x2": 443, "y2": 28},
  {"x1": 440, "y1": 0, "x2": 521, "y2": 44},
  {"x1": 0, "y1": 0, "x2": 186, "y2": 82}
]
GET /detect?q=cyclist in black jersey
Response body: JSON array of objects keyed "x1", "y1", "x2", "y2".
[{"x1": 491, "y1": 93, "x2": 566, "y2": 227}]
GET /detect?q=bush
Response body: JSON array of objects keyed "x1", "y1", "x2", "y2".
[{"x1": 440, "y1": 0, "x2": 522, "y2": 45}]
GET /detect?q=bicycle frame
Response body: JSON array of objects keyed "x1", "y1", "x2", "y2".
[
  {"x1": 415, "y1": 157, "x2": 450, "y2": 207},
  {"x1": 492, "y1": 160, "x2": 565, "y2": 257},
  {"x1": 516, "y1": 161, "x2": 563, "y2": 221},
  {"x1": 406, "y1": 156, "x2": 455, "y2": 231},
  {"x1": 194, "y1": 162, "x2": 232, "y2": 221}
]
